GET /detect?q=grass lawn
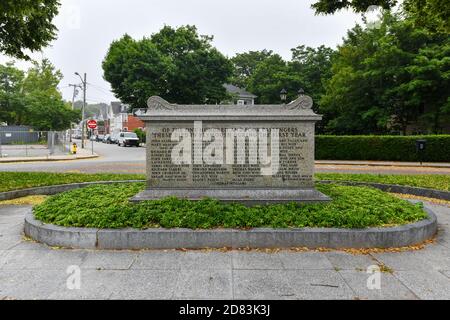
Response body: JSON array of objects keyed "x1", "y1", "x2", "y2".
[
  {"x1": 0, "y1": 172, "x2": 448, "y2": 192},
  {"x1": 316, "y1": 173, "x2": 450, "y2": 192},
  {"x1": 33, "y1": 183, "x2": 427, "y2": 229},
  {"x1": 0, "y1": 172, "x2": 145, "y2": 192}
]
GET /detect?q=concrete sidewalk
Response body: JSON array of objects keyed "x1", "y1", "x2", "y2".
[
  {"x1": 0, "y1": 149, "x2": 98, "y2": 163},
  {"x1": 0, "y1": 202, "x2": 449, "y2": 299}
]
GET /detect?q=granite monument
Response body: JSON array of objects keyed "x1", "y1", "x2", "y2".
[{"x1": 131, "y1": 94, "x2": 330, "y2": 204}]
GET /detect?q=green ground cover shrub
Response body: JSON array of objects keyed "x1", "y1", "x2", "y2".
[{"x1": 33, "y1": 183, "x2": 427, "y2": 229}]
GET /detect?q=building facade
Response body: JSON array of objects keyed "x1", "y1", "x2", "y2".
[{"x1": 223, "y1": 84, "x2": 257, "y2": 105}]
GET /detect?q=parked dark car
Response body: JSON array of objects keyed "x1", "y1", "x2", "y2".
[
  {"x1": 110, "y1": 133, "x2": 119, "y2": 144},
  {"x1": 102, "y1": 134, "x2": 110, "y2": 143}
]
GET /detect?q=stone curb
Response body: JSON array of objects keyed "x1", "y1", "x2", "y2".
[
  {"x1": 9, "y1": 179, "x2": 440, "y2": 249},
  {"x1": 24, "y1": 208, "x2": 437, "y2": 249}
]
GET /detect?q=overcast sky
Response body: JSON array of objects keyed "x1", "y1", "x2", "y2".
[{"x1": 0, "y1": 0, "x2": 364, "y2": 104}]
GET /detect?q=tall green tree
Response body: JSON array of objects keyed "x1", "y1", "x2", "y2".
[
  {"x1": 311, "y1": 0, "x2": 449, "y2": 32},
  {"x1": 102, "y1": 34, "x2": 170, "y2": 109},
  {"x1": 247, "y1": 54, "x2": 291, "y2": 104},
  {"x1": 0, "y1": 0, "x2": 60, "y2": 60},
  {"x1": 0, "y1": 62, "x2": 26, "y2": 124},
  {"x1": 0, "y1": 60, "x2": 80, "y2": 130},
  {"x1": 24, "y1": 92, "x2": 80, "y2": 131},
  {"x1": 102, "y1": 25, "x2": 233, "y2": 107},
  {"x1": 230, "y1": 50, "x2": 273, "y2": 89},
  {"x1": 239, "y1": 46, "x2": 334, "y2": 107},
  {"x1": 289, "y1": 45, "x2": 335, "y2": 111},
  {"x1": 23, "y1": 59, "x2": 80, "y2": 130},
  {"x1": 22, "y1": 59, "x2": 63, "y2": 97},
  {"x1": 403, "y1": 0, "x2": 450, "y2": 33},
  {"x1": 311, "y1": 0, "x2": 397, "y2": 14},
  {"x1": 320, "y1": 12, "x2": 449, "y2": 134}
]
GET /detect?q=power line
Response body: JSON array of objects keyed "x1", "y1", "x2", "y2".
[{"x1": 87, "y1": 82, "x2": 112, "y2": 94}]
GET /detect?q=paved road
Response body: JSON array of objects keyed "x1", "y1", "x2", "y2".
[
  {"x1": 1, "y1": 140, "x2": 449, "y2": 175},
  {"x1": 0, "y1": 140, "x2": 146, "y2": 174},
  {"x1": 0, "y1": 201, "x2": 449, "y2": 299}
]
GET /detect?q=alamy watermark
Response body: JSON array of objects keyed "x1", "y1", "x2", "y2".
[
  {"x1": 364, "y1": 5, "x2": 383, "y2": 30},
  {"x1": 56, "y1": 4, "x2": 81, "y2": 30},
  {"x1": 66, "y1": 265, "x2": 81, "y2": 290},
  {"x1": 171, "y1": 121, "x2": 280, "y2": 175},
  {"x1": 366, "y1": 265, "x2": 381, "y2": 290}
]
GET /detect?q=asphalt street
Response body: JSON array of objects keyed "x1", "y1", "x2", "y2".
[{"x1": 0, "y1": 140, "x2": 449, "y2": 175}]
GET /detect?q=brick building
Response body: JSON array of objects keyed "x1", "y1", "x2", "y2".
[{"x1": 122, "y1": 114, "x2": 145, "y2": 132}]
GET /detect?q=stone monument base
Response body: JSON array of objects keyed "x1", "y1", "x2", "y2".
[{"x1": 130, "y1": 188, "x2": 331, "y2": 205}]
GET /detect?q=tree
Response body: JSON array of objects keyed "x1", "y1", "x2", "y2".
[
  {"x1": 24, "y1": 92, "x2": 80, "y2": 131},
  {"x1": 320, "y1": 12, "x2": 450, "y2": 134},
  {"x1": 102, "y1": 34, "x2": 172, "y2": 108},
  {"x1": 22, "y1": 58, "x2": 63, "y2": 97},
  {"x1": 230, "y1": 50, "x2": 273, "y2": 89},
  {"x1": 239, "y1": 46, "x2": 334, "y2": 108},
  {"x1": 311, "y1": 0, "x2": 397, "y2": 14},
  {"x1": 402, "y1": 0, "x2": 450, "y2": 33},
  {"x1": 0, "y1": 59, "x2": 80, "y2": 130},
  {"x1": 400, "y1": 36, "x2": 450, "y2": 132},
  {"x1": 311, "y1": 0, "x2": 449, "y2": 33},
  {"x1": 247, "y1": 54, "x2": 291, "y2": 104},
  {"x1": 22, "y1": 59, "x2": 80, "y2": 130},
  {"x1": 288, "y1": 45, "x2": 335, "y2": 114},
  {"x1": 0, "y1": 0, "x2": 60, "y2": 60},
  {"x1": 0, "y1": 62, "x2": 26, "y2": 125},
  {"x1": 102, "y1": 26, "x2": 233, "y2": 107}
]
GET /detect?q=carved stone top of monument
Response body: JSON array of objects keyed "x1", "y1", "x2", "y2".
[{"x1": 135, "y1": 95, "x2": 322, "y2": 121}]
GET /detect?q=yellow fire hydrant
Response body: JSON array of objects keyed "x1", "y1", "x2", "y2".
[{"x1": 70, "y1": 143, "x2": 77, "y2": 154}]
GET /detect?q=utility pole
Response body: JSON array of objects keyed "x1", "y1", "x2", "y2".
[
  {"x1": 82, "y1": 73, "x2": 87, "y2": 149},
  {"x1": 69, "y1": 84, "x2": 81, "y2": 109},
  {"x1": 68, "y1": 84, "x2": 81, "y2": 142},
  {"x1": 75, "y1": 72, "x2": 87, "y2": 148}
]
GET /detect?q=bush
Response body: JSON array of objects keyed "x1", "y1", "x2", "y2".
[
  {"x1": 33, "y1": 183, "x2": 427, "y2": 229},
  {"x1": 316, "y1": 135, "x2": 450, "y2": 162},
  {"x1": 133, "y1": 128, "x2": 146, "y2": 143}
]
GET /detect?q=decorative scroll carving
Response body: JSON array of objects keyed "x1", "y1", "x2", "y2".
[
  {"x1": 286, "y1": 95, "x2": 313, "y2": 110},
  {"x1": 135, "y1": 95, "x2": 321, "y2": 118},
  {"x1": 147, "y1": 96, "x2": 172, "y2": 110}
]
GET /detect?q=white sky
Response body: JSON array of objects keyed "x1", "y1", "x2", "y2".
[{"x1": 0, "y1": 0, "x2": 363, "y2": 104}]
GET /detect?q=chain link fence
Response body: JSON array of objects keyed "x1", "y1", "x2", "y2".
[{"x1": 0, "y1": 130, "x2": 72, "y2": 158}]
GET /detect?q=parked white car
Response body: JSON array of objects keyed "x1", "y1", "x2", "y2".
[{"x1": 117, "y1": 132, "x2": 139, "y2": 147}]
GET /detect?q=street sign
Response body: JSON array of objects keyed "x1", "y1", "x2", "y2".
[{"x1": 87, "y1": 119, "x2": 97, "y2": 129}]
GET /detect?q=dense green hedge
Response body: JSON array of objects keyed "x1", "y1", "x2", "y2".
[{"x1": 316, "y1": 135, "x2": 450, "y2": 162}]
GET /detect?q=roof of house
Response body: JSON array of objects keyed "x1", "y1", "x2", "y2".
[{"x1": 223, "y1": 84, "x2": 257, "y2": 99}]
